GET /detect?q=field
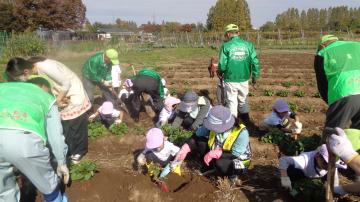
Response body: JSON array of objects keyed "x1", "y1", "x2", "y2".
[{"x1": 14, "y1": 47, "x2": 353, "y2": 202}]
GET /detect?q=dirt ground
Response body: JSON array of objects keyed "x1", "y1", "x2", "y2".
[{"x1": 30, "y1": 52, "x2": 357, "y2": 201}]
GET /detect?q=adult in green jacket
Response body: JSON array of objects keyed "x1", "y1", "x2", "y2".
[
  {"x1": 0, "y1": 81, "x2": 68, "y2": 202},
  {"x1": 218, "y1": 24, "x2": 260, "y2": 124},
  {"x1": 129, "y1": 68, "x2": 165, "y2": 121},
  {"x1": 82, "y1": 49, "x2": 119, "y2": 104},
  {"x1": 314, "y1": 35, "x2": 360, "y2": 129}
]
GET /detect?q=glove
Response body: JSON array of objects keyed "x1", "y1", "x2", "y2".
[
  {"x1": 280, "y1": 176, "x2": 292, "y2": 190},
  {"x1": 89, "y1": 114, "x2": 96, "y2": 121},
  {"x1": 203, "y1": 148, "x2": 223, "y2": 166},
  {"x1": 334, "y1": 185, "x2": 347, "y2": 195},
  {"x1": 251, "y1": 78, "x2": 256, "y2": 85},
  {"x1": 102, "y1": 80, "x2": 112, "y2": 87},
  {"x1": 175, "y1": 143, "x2": 191, "y2": 161},
  {"x1": 57, "y1": 164, "x2": 69, "y2": 184},
  {"x1": 137, "y1": 153, "x2": 146, "y2": 166},
  {"x1": 292, "y1": 121, "x2": 302, "y2": 134},
  {"x1": 159, "y1": 164, "x2": 171, "y2": 178},
  {"x1": 329, "y1": 127, "x2": 359, "y2": 163}
]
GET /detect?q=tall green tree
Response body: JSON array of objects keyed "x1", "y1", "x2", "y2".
[
  {"x1": 0, "y1": 0, "x2": 86, "y2": 32},
  {"x1": 206, "y1": 0, "x2": 252, "y2": 32}
]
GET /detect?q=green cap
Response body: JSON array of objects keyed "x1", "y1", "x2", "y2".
[
  {"x1": 321, "y1": 35, "x2": 338, "y2": 44},
  {"x1": 224, "y1": 24, "x2": 239, "y2": 33},
  {"x1": 105, "y1": 49, "x2": 119, "y2": 65}
]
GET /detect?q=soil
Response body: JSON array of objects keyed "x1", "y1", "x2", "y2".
[{"x1": 29, "y1": 52, "x2": 358, "y2": 202}]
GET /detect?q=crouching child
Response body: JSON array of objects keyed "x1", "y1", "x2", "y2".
[{"x1": 137, "y1": 128, "x2": 182, "y2": 181}]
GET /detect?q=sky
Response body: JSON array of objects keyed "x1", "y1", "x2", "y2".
[{"x1": 83, "y1": 0, "x2": 360, "y2": 28}]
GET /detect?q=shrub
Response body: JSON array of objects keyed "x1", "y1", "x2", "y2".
[
  {"x1": 281, "y1": 81, "x2": 292, "y2": 88},
  {"x1": 1, "y1": 32, "x2": 46, "y2": 63},
  {"x1": 288, "y1": 102, "x2": 299, "y2": 112},
  {"x1": 314, "y1": 92, "x2": 321, "y2": 98},
  {"x1": 291, "y1": 179, "x2": 324, "y2": 201},
  {"x1": 294, "y1": 81, "x2": 305, "y2": 86},
  {"x1": 161, "y1": 124, "x2": 193, "y2": 146},
  {"x1": 70, "y1": 160, "x2": 98, "y2": 181},
  {"x1": 294, "y1": 90, "x2": 306, "y2": 97},
  {"x1": 109, "y1": 122, "x2": 128, "y2": 138},
  {"x1": 88, "y1": 122, "x2": 108, "y2": 139},
  {"x1": 276, "y1": 90, "x2": 290, "y2": 97},
  {"x1": 264, "y1": 89, "x2": 275, "y2": 96},
  {"x1": 302, "y1": 105, "x2": 316, "y2": 113}
]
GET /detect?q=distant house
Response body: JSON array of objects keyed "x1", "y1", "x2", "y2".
[{"x1": 97, "y1": 28, "x2": 134, "y2": 40}]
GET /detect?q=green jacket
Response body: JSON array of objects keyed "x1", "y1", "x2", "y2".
[
  {"x1": 218, "y1": 36, "x2": 260, "y2": 82},
  {"x1": 317, "y1": 41, "x2": 360, "y2": 105},
  {"x1": 0, "y1": 82, "x2": 55, "y2": 143},
  {"x1": 82, "y1": 52, "x2": 112, "y2": 82},
  {"x1": 136, "y1": 68, "x2": 165, "y2": 98}
]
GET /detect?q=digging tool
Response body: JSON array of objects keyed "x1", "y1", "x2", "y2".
[
  {"x1": 129, "y1": 64, "x2": 136, "y2": 76},
  {"x1": 323, "y1": 128, "x2": 336, "y2": 202},
  {"x1": 208, "y1": 57, "x2": 227, "y2": 106}
]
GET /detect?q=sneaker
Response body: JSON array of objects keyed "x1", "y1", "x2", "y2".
[{"x1": 71, "y1": 154, "x2": 82, "y2": 164}]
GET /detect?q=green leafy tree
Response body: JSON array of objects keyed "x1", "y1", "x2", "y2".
[
  {"x1": 0, "y1": 0, "x2": 86, "y2": 32},
  {"x1": 206, "y1": 0, "x2": 252, "y2": 31}
]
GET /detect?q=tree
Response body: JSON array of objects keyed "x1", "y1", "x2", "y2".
[
  {"x1": 115, "y1": 18, "x2": 137, "y2": 32},
  {"x1": 206, "y1": 0, "x2": 252, "y2": 32},
  {"x1": 0, "y1": 0, "x2": 86, "y2": 32},
  {"x1": 260, "y1": 21, "x2": 276, "y2": 32}
]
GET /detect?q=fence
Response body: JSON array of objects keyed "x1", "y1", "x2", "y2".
[
  {"x1": 0, "y1": 31, "x2": 10, "y2": 55},
  {"x1": 149, "y1": 30, "x2": 360, "y2": 50}
]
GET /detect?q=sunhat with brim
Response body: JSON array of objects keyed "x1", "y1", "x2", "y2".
[
  {"x1": 179, "y1": 101, "x2": 198, "y2": 112},
  {"x1": 164, "y1": 96, "x2": 181, "y2": 109},
  {"x1": 105, "y1": 49, "x2": 119, "y2": 65},
  {"x1": 318, "y1": 144, "x2": 329, "y2": 163},
  {"x1": 145, "y1": 128, "x2": 164, "y2": 149},
  {"x1": 179, "y1": 91, "x2": 199, "y2": 112},
  {"x1": 203, "y1": 105, "x2": 235, "y2": 134},
  {"x1": 272, "y1": 99, "x2": 289, "y2": 113},
  {"x1": 124, "y1": 79, "x2": 133, "y2": 87},
  {"x1": 320, "y1": 35, "x2": 338, "y2": 44},
  {"x1": 100, "y1": 101, "x2": 114, "y2": 115},
  {"x1": 224, "y1": 24, "x2": 239, "y2": 33}
]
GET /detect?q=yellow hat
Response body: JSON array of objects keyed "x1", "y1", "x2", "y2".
[
  {"x1": 224, "y1": 24, "x2": 239, "y2": 33},
  {"x1": 320, "y1": 35, "x2": 338, "y2": 44},
  {"x1": 105, "y1": 49, "x2": 119, "y2": 65}
]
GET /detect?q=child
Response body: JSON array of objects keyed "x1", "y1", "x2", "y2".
[
  {"x1": 279, "y1": 144, "x2": 345, "y2": 190},
  {"x1": 156, "y1": 96, "x2": 181, "y2": 127},
  {"x1": 89, "y1": 101, "x2": 123, "y2": 128},
  {"x1": 137, "y1": 128, "x2": 181, "y2": 178},
  {"x1": 259, "y1": 99, "x2": 302, "y2": 134},
  {"x1": 118, "y1": 79, "x2": 134, "y2": 103}
]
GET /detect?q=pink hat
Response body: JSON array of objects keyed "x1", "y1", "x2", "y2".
[
  {"x1": 125, "y1": 79, "x2": 133, "y2": 88},
  {"x1": 272, "y1": 99, "x2": 289, "y2": 113},
  {"x1": 318, "y1": 144, "x2": 329, "y2": 163},
  {"x1": 164, "y1": 96, "x2": 180, "y2": 109},
  {"x1": 100, "y1": 101, "x2": 114, "y2": 115},
  {"x1": 145, "y1": 128, "x2": 164, "y2": 149}
]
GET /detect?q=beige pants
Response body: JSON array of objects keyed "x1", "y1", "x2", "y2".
[{"x1": 224, "y1": 81, "x2": 249, "y2": 117}]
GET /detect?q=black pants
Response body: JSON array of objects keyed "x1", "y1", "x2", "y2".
[
  {"x1": 325, "y1": 94, "x2": 360, "y2": 129},
  {"x1": 62, "y1": 112, "x2": 89, "y2": 157},
  {"x1": 83, "y1": 78, "x2": 116, "y2": 104},
  {"x1": 130, "y1": 75, "x2": 163, "y2": 119},
  {"x1": 187, "y1": 135, "x2": 245, "y2": 176}
]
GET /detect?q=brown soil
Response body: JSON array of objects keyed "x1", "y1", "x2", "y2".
[{"x1": 30, "y1": 52, "x2": 357, "y2": 202}]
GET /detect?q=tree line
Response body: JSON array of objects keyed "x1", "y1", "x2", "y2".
[
  {"x1": 0, "y1": 0, "x2": 86, "y2": 32},
  {"x1": 261, "y1": 6, "x2": 360, "y2": 32}
]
